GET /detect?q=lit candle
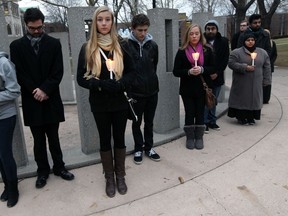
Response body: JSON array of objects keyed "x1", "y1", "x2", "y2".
[
  {"x1": 192, "y1": 52, "x2": 200, "y2": 67},
  {"x1": 106, "y1": 59, "x2": 115, "y2": 79},
  {"x1": 251, "y1": 52, "x2": 257, "y2": 66}
]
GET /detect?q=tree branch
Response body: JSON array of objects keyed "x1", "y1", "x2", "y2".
[
  {"x1": 267, "y1": 0, "x2": 281, "y2": 16},
  {"x1": 230, "y1": 0, "x2": 238, "y2": 8},
  {"x1": 244, "y1": 0, "x2": 256, "y2": 11},
  {"x1": 36, "y1": 0, "x2": 68, "y2": 9}
]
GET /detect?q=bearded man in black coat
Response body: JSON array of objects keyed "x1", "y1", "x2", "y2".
[
  {"x1": 203, "y1": 20, "x2": 230, "y2": 134},
  {"x1": 10, "y1": 8, "x2": 74, "y2": 189}
]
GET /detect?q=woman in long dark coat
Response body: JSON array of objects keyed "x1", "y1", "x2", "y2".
[{"x1": 228, "y1": 33, "x2": 271, "y2": 125}]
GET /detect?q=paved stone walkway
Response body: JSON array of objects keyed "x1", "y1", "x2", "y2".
[{"x1": 1, "y1": 67, "x2": 288, "y2": 216}]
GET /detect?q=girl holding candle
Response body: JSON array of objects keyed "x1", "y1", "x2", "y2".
[
  {"x1": 77, "y1": 6, "x2": 135, "y2": 198},
  {"x1": 227, "y1": 33, "x2": 271, "y2": 125},
  {"x1": 173, "y1": 24, "x2": 214, "y2": 150}
]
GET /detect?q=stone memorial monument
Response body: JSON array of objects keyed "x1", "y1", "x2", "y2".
[
  {"x1": 68, "y1": 7, "x2": 99, "y2": 154},
  {"x1": 147, "y1": 8, "x2": 180, "y2": 133}
]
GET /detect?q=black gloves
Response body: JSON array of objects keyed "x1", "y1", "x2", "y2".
[
  {"x1": 89, "y1": 78, "x2": 125, "y2": 93},
  {"x1": 100, "y1": 79, "x2": 125, "y2": 93},
  {"x1": 89, "y1": 78, "x2": 101, "y2": 90}
]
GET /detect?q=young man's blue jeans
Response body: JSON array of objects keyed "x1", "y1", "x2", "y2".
[{"x1": 204, "y1": 86, "x2": 222, "y2": 125}]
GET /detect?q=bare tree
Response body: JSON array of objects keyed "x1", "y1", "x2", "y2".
[
  {"x1": 38, "y1": 0, "x2": 83, "y2": 29},
  {"x1": 38, "y1": 0, "x2": 68, "y2": 8},
  {"x1": 257, "y1": 0, "x2": 281, "y2": 29},
  {"x1": 215, "y1": 0, "x2": 235, "y2": 16},
  {"x1": 85, "y1": 0, "x2": 98, "y2": 6},
  {"x1": 188, "y1": 0, "x2": 220, "y2": 14},
  {"x1": 159, "y1": 0, "x2": 175, "y2": 8},
  {"x1": 112, "y1": 0, "x2": 125, "y2": 25},
  {"x1": 230, "y1": 0, "x2": 256, "y2": 30},
  {"x1": 276, "y1": 0, "x2": 288, "y2": 12},
  {"x1": 123, "y1": 0, "x2": 139, "y2": 17}
]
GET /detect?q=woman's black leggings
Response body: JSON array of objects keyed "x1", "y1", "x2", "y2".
[
  {"x1": 93, "y1": 110, "x2": 128, "y2": 151},
  {"x1": 181, "y1": 95, "x2": 205, "y2": 125}
]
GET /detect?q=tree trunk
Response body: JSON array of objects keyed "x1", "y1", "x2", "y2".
[{"x1": 258, "y1": 0, "x2": 281, "y2": 29}]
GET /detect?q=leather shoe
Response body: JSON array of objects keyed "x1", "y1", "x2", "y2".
[
  {"x1": 36, "y1": 175, "x2": 48, "y2": 189},
  {"x1": 55, "y1": 170, "x2": 74, "y2": 181},
  {"x1": 0, "y1": 189, "x2": 8, "y2": 202}
]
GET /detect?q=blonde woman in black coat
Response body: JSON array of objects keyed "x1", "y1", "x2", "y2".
[{"x1": 77, "y1": 6, "x2": 135, "y2": 198}]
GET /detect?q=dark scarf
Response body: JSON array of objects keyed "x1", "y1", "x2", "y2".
[
  {"x1": 26, "y1": 33, "x2": 44, "y2": 54},
  {"x1": 248, "y1": 27, "x2": 264, "y2": 39},
  {"x1": 244, "y1": 44, "x2": 256, "y2": 53}
]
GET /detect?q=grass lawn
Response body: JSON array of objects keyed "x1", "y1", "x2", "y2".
[{"x1": 275, "y1": 37, "x2": 288, "y2": 67}]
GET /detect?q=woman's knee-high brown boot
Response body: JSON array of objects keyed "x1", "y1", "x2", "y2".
[
  {"x1": 114, "y1": 148, "x2": 127, "y2": 195},
  {"x1": 100, "y1": 150, "x2": 116, "y2": 198}
]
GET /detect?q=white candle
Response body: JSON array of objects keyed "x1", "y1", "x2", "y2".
[
  {"x1": 192, "y1": 52, "x2": 199, "y2": 67},
  {"x1": 106, "y1": 59, "x2": 115, "y2": 79},
  {"x1": 251, "y1": 52, "x2": 257, "y2": 66}
]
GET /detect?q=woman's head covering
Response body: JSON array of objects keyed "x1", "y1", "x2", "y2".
[
  {"x1": 243, "y1": 32, "x2": 256, "y2": 42},
  {"x1": 243, "y1": 32, "x2": 256, "y2": 52}
]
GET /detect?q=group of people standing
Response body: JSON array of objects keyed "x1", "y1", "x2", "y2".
[
  {"x1": 0, "y1": 6, "x2": 277, "y2": 208},
  {"x1": 173, "y1": 14, "x2": 277, "y2": 148},
  {"x1": 174, "y1": 19, "x2": 230, "y2": 149},
  {"x1": 1, "y1": 8, "x2": 75, "y2": 208},
  {"x1": 228, "y1": 14, "x2": 277, "y2": 124},
  {"x1": 1, "y1": 6, "x2": 161, "y2": 206},
  {"x1": 77, "y1": 7, "x2": 161, "y2": 198}
]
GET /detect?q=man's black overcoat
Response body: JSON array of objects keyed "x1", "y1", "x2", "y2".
[{"x1": 10, "y1": 34, "x2": 65, "y2": 126}]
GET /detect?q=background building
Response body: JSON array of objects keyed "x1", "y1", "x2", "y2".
[{"x1": 0, "y1": 0, "x2": 23, "y2": 36}]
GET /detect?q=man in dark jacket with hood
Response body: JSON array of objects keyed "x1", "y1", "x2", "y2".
[
  {"x1": 203, "y1": 20, "x2": 230, "y2": 134},
  {"x1": 128, "y1": 14, "x2": 160, "y2": 165}
]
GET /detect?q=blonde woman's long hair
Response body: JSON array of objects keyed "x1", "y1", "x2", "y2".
[
  {"x1": 85, "y1": 6, "x2": 124, "y2": 80},
  {"x1": 264, "y1": 29, "x2": 273, "y2": 47},
  {"x1": 181, "y1": 24, "x2": 207, "y2": 50}
]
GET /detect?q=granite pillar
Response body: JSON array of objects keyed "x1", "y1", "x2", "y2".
[
  {"x1": 49, "y1": 32, "x2": 75, "y2": 103},
  {"x1": 67, "y1": 7, "x2": 99, "y2": 154},
  {"x1": 147, "y1": 8, "x2": 180, "y2": 133}
]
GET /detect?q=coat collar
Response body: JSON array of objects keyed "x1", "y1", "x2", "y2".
[{"x1": 22, "y1": 34, "x2": 49, "y2": 56}]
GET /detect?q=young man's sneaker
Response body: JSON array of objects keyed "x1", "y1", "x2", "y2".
[
  {"x1": 145, "y1": 149, "x2": 160, "y2": 162},
  {"x1": 134, "y1": 151, "x2": 143, "y2": 165},
  {"x1": 204, "y1": 125, "x2": 209, "y2": 134},
  {"x1": 209, "y1": 123, "x2": 220, "y2": 131}
]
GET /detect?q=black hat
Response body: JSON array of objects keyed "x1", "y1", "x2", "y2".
[{"x1": 243, "y1": 32, "x2": 256, "y2": 42}]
